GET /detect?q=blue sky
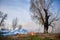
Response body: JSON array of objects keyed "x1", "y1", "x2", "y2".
[
  {"x1": 0, "y1": 0, "x2": 60, "y2": 25},
  {"x1": 0, "y1": 0, "x2": 31, "y2": 24}
]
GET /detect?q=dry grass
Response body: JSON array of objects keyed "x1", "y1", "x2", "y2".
[{"x1": 0, "y1": 33, "x2": 60, "y2": 40}]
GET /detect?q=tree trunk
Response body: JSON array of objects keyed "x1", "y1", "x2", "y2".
[
  {"x1": 44, "y1": 23, "x2": 48, "y2": 33},
  {"x1": 44, "y1": 9, "x2": 49, "y2": 33}
]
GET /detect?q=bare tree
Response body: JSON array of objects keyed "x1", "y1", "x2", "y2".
[
  {"x1": 12, "y1": 18, "x2": 18, "y2": 30},
  {"x1": 30, "y1": 0, "x2": 60, "y2": 33},
  {"x1": 18, "y1": 25, "x2": 22, "y2": 30},
  {"x1": 0, "y1": 11, "x2": 7, "y2": 26},
  {"x1": 0, "y1": 11, "x2": 7, "y2": 34}
]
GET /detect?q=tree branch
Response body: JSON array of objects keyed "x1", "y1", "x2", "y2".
[
  {"x1": 48, "y1": 15, "x2": 60, "y2": 26},
  {"x1": 0, "y1": 14, "x2": 7, "y2": 26},
  {"x1": 30, "y1": 0, "x2": 45, "y2": 24}
]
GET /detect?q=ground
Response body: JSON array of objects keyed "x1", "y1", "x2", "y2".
[{"x1": 0, "y1": 33, "x2": 60, "y2": 40}]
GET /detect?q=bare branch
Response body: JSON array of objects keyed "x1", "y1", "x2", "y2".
[
  {"x1": 46, "y1": 0, "x2": 54, "y2": 10},
  {"x1": 12, "y1": 18, "x2": 18, "y2": 30},
  {"x1": 30, "y1": 0, "x2": 60, "y2": 33},
  {"x1": 0, "y1": 14, "x2": 7, "y2": 26},
  {"x1": 30, "y1": 0, "x2": 45, "y2": 24},
  {"x1": 49, "y1": 14, "x2": 60, "y2": 26}
]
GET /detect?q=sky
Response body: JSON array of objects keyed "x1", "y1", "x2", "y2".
[
  {"x1": 0, "y1": 0, "x2": 60, "y2": 32},
  {"x1": 0, "y1": 0, "x2": 60, "y2": 24},
  {"x1": 0, "y1": 0, "x2": 31, "y2": 24}
]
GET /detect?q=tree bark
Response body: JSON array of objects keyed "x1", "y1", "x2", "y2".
[
  {"x1": 44, "y1": 9, "x2": 49, "y2": 33},
  {"x1": 44, "y1": 23, "x2": 48, "y2": 33}
]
